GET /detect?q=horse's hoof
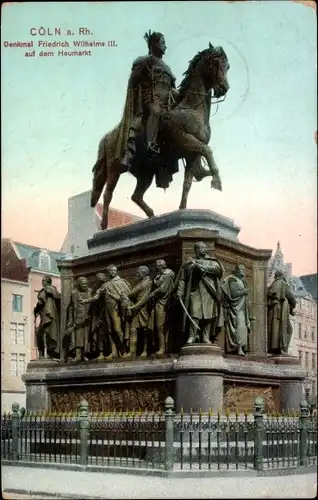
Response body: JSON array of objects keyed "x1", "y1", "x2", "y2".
[{"x1": 211, "y1": 179, "x2": 222, "y2": 191}]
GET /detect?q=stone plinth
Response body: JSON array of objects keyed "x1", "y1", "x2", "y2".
[
  {"x1": 23, "y1": 351, "x2": 306, "y2": 414},
  {"x1": 87, "y1": 209, "x2": 241, "y2": 254},
  {"x1": 269, "y1": 354, "x2": 300, "y2": 365}
]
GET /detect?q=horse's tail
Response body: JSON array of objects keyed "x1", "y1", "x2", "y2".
[{"x1": 90, "y1": 133, "x2": 109, "y2": 208}]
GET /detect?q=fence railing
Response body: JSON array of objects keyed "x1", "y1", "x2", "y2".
[{"x1": 1, "y1": 397, "x2": 317, "y2": 472}]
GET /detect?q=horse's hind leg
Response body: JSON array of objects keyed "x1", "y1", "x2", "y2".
[
  {"x1": 101, "y1": 168, "x2": 120, "y2": 230},
  {"x1": 131, "y1": 175, "x2": 155, "y2": 219},
  {"x1": 179, "y1": 160, "x2": 194, "y2": 209}
]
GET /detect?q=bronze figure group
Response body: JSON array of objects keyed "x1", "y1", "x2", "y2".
[
  {"x1": 63, "y1": 259, "x2": 175, "y2": 362},
  {"x1": 90, "y1": 31, "x2": 230, "y2": 230},
  {"x1": 35, "y1": 243, "x2": 297, "y2": 362}
]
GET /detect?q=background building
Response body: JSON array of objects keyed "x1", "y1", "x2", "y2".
[
  {"x1": 299, "y1": 274, "x2": 317, "y2": 303},
  {"x1": 267, "y1": 242, "x2": 317, "y2": 400},
  {"x1": 1, "y1": 195, "x2": 141, "y2": 411},
  {"x1": 1, "y1": 239, "x2": 65, "y2": 411},
  {"x1": 60, "y1": 190, "x2": 142, "y2": 256}
]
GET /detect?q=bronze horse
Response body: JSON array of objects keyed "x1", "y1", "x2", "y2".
[{"x1": 91, "y1": 43, "x2": 230, "y2": 230}]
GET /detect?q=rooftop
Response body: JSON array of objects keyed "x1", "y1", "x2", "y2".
[
  {"x1": 14, "y1": 241, "x2": 67, "y2": 275},
  {"x1": 299, "y1": 274, "x2": 317, "y2": 300},
  {"x1": 95, "y1": 204, "x2": 143, "y2": 228}
]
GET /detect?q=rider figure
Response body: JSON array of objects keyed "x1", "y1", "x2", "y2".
[{"x1": 120, "y1": 31, "x2": 179, "y2": 173}]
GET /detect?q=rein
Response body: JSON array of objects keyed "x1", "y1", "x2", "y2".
[
  {"x1": 188, "y1": 89, "x2": 225, "y2": 105},
  {"x1": 176, "y1": 89, "x2": 226, "y2": 111}
]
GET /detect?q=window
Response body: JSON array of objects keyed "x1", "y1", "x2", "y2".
[
  {"x1": 298, "y1": 324, "x2": 302, "y2": 339},
  {"x1": 39, "y1": 249, "x2": 51, "y2": 271},
  {"x1": 313, "y1": 380, "x2": 317, "y2": 396},
  {"x1": 298, "y1": 350, "x2": 303, "y2": 364},
  {"x1": 18, "y1": 354, "x2": 26, "y2": 375},
  {"x1": 10, "y1": 353, "x2": 25, "y2": 376},
  {"x1": 10, "y1": 322, "x2": 17, "y2": 344},
  {"x1": 17, "y1": 323, "x2": 25, "y2": 345},
  {"x1": 305, "y1": 351, "x2": 309, "y2": 370},
  {"x1": 304, "y1": 326, "x2": 308, "y2": 340},
  {"x1": 10, "y1": 354, "x2": 18, "y2": 376},
  {"x1": 312, "y1": 326, "x2": 316, "y2": 342},
  {"x1": 312, "y1": 353, "x2": 316, "y2": 371},
  {"x1": 12, "y1": 294, "x2": 23, "y2": 312}
]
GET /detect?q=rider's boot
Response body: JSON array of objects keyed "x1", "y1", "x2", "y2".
[
  {"x1": 147, "y1": 113, "x2": 160, "y2": 154},
  {"x1": 120, "y1": 148, "x2": 134, "y2": 173}
]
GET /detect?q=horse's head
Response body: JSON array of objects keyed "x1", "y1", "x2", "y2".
[{"x1": 203, "y1": 43, "x2": 230, "y2": 99}]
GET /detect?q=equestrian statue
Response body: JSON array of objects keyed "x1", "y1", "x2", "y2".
[{"x1": 90, "y1": 31, "x2": 230, "y2": 229}]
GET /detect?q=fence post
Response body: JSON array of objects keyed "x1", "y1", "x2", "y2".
[
  {"x1": 11, "y1": 402, "x2": 20, "y2": 461},
  {"x1": 164, "y1": 396, "x2": 175, "y2": 471},
  {"x1": 78, "y1": 399, "x2": 89, "y2": 466},
  {"x1": 299, "y1": 399, "x2": 309, "y2": 466},
  {"x1": 253, "y1": 396, "x2": 264, "y2": 471}
]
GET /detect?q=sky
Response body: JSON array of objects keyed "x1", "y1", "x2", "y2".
[{"x1": 1, "y1": 1, "x2": 317, "y2": 275}]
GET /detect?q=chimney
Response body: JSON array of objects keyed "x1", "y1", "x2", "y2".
[{"x1": 61, "y1": 191, "x2": 99, "y2": 256}]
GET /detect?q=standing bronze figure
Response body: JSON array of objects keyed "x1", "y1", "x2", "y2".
[
  {"x1": 122, "y1": 266, "x2": 153, "y2": 358},
  {"x1": 91, "y1": 32, "x2": 230, "y2": 230},
  {"x1": 81, "y1": 265, "x2": 131, "y2": 359},
  {"x1": 222, "y1": 264, "x2": 252, "y2": 356},
  {"x1": 90, "y1": 272, "x2": 111, "y2": 360},
  {"x1": 148, "y1": 259, "x2": 175, "y2": 355},
  {"x1": 175, "y1": 242, "x2": 224, "y2": 345},
  {"x1": 34, "y1": 276, "x2": 60, "y2": 360},
  {"x1": 267, "y1": 270, "x2": 296, "y2": 355},
  {"x1": 67, "y1": 277, "x2": 92, "y2": 362}
]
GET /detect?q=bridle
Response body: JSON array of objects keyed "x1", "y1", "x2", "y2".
[
  {"x1": 176, "y1": 89, "x2": 226, "y2": 115},
  {"x1": 189, "y1": 89, "x2": 226, "y2": 104}
]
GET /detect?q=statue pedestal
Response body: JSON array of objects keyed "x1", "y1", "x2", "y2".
[
  {"x1": 23, "y1": 349, "x2": 306, "y2": 414},
  {"x1": 22, "y1": 209, "x2": 305, "y2": 414}
]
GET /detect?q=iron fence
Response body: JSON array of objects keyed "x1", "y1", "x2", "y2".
[
  {"x1": 1, "y1": 397, "x2": 317, "y2": 472},
  {"x1": 263, "y1": 415, "x2": 300, "y2": 469},
  {"x1": 88, "y1": 412, "x2": 165, "y2": 468},
  {"x1": 175, "y1": 411, "x2": 255, "y2": 471},
  {"x1": 18, "y1": 414, "x2": 80, "y2": 464}
]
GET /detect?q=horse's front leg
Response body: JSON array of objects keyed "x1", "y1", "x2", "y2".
[
  {"x1": 204, "y1": 145, "x2": 222, "y2": 191},
  {"x1": 169, "y1": 126, "x2": 222, "y2": 191},
  {"x1": 179, "y1": 159, "x2": 194, "y2": 210},
  {"x1": 131, "y1": 174, "x2": 155, "y2": 219}
]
